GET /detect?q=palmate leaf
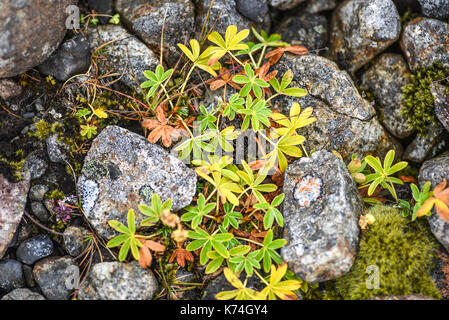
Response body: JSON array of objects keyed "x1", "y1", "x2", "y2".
[
  {"x1": 238, "y1": 96, "x2": 272, "y2": 132},
  {"x1": 186, "y1": 229, "x2": 234, "y2": 265},
  {"x1": 237, "y1": 160, "x2": 277, "y2": 203},
  {"x1": 261, "y1": 263, "x2": 302, "y2": 300},
  {"x1": 208, "y1": 25, "x2": 249, "y2": 61},
  {"x1": 216, "y1": 268, "x2": 265, "y2": 300},
  {"x1": 271, "y1": 102, "x2": 316, "y2": 137},
  {"x1": 269, "y1": 70, "x2": 307, "y2": 98},
  {"x1": 181, "y1": 194, "x2": 216, "y2": 228},
  {"x1": 233, "y1": 63, "x2": 269, "y2": 98},
  {"x1": 195, "y1": 169, "x2": 242, "y2": 206},
  {"x1": 178, "y1": 39, "x2": 218, "y2": 76},
  {"x1": 253, "y1": 229, "x2": 287, "y2": 273},
  {"x1": 265, "y1": 131, "x2": 305, "y2": 172},
  {"x1": 138, "y1": 193, "x2": 173, "y2": 227},
  {"x1": 254, "y1": 193, "x2": 285, "y2": 229},
  {"x1": 141, "y1": 64, "x2": 173, "y2": 100}
]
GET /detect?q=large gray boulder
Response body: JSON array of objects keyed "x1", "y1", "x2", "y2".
[
  {"x1": 78, "y1": 261, "x2": 159, "y2": 300},
  {"x1": 281, "y1": 151, "x2": 362, "y2": 283},
  {"x1": 418, "y1": 0, "x2": 449, "y2": 19},
  {"x1": 0, "y1": 0, "x2": 76, "y2": 78},
  {"x1": 77, "y1": 125, "x2": 197, "y2": 239},
  {"x1": 329, "y1": 0, "x2": 401, "y2": 73}
]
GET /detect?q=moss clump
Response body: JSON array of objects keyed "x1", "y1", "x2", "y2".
[
  {"x1": 46, "y1": 189, "x2": 65, "y2": 201},
  {"x1": 401, "y1": 62, "x2": 449, "y2": 137},
  {"x1": 29, "y1": 119, "x2": 52, "y2": 140},
  {"x1": 325, "y1": 205, "x2": 441, "y2": 300}
]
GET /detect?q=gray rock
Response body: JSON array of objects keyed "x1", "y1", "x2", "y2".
[
  {"x1": 403, "y1": 123, "x2": 449, "y2": 163},
  {"x1": 329, "y1": 0, "x2": 401, "y2": 73},
  {"x1": 418, "y1": 0, "x2": 449, "y2": 19},
  {"x1": 304, "y1": 0, "x2": 337, "y2": 13},
  {"x1": 46, "y1": 134, "x2": 70, "y2": 164},
  {"x1": 431, "y1": 82, "x2": 449, "y2": 132},
  {"x1": 236, "y1": 0, "x2": 269, "y2": 23},
  {"x1": 0, "y1": 174, "x2": 30, "y2": 258},
  {"x1": 0, "y1": 79, "x2": 22, "y2": 100},
  {"x1": 63, "y1": 226, "x2": 89, "y2": 257},
  {"x1": 360, "y1": 53, "x2": 415, "y2": 138},
  {"x1": 16, "y1": 235, "x2": 54, "y2": 265},
  {"x1": 78, "y1": 261, "x2": 159, "y2": 300},
  {"x1": 418, "y1": 151, "x2": 449, "y2": 251},
  {"x1": 273, "y1": 13, "x2": 328, "y2": 51},
  {"x1": 29, "y1": 185, "x2": 49, "y2": 202},
  {"x1": 195, "y1": 0, "x2": 270, "y2": 39},
  {"x1": 33, "y1": 256, "x2": 78, "y2": 300},
  {"x1": 0, "y1": 259, "x2": 25, "y2": 292},
  {"x1": 116, "y1": 0, "x2": 195, "y2": 67},
  {"x1": 401, "y1": 18, "x2": 449, "y2": 72},
  {"x1": 1, "y1": 288, "x2": 45, "y2": 300},
  {"x1": 31, "y1": 201, "x2": 50, "y2": 223},
  {"x1": 281, "y1": 150, "x2": 362, "y2": 283},
  {"x1": 269, "y1": 0, "x2": 305, "y2": 10},
  {"x1": 0, "y1": 0, "x2": 75, "y2": 77},
  {"x1": 37, "y1": 34, "x2": 91, "y2": 82},
  {"x1": 86, "y1": 24, "x2": 159, "y2": 93},
  {"x1": 77, "y1": 125, "x2": 196, "y2": 239},
  {"x1": 23, "y1": 153, "x2": 47, "y2": 180},
  {"x1": 273, "y1": 54, "x2": 402, "y2": 160}
]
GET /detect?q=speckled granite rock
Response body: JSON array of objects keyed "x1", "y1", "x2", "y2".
[
  {"x1": 1, "y1": 288, "x2": 45, "y2": 300},
  {"x1": 418, "y1": 152, "x2": 449, "y2": 251},
  {"x1": 77, "y1": 125, "x2": 196, "y2": 239},
  {"x1": 0, "y1": 174, "x2": 30, "y2": 258},
  {"x1": 78, "y1": 262, "x2": 158, "y2": 300},
  {"x1": 0, "y1": 0, "x2": 76, "y2": 77},
  {"x1": 329, "y1": 0, "x2": 401, "y2": 73},
  {"x1": 418, "y1": 0, "x2": 449, "y2": 19},
  {"x1": 401, "y1": 18, "x2": 449, "y2": 72},
  {"x1": 269, "y1": 0, "x2": 305, "y2": 10},
  {"x1": 195, "y1": 0, "x2": 270, "y2": 39},
  {"x1": 273, "y1": 54, "x2": 402, "y2": 160},
  {"x1": 115, "y1": 0, "x2": 195, "y2": 67},
  {"x1": 86, "y1": 24, "x2": 159, "y2": 93},
  {"x1": 281, "y1": 151, "x2": 362, "y2": 283},
  {"x1": 273, "y1": 12, "x2": 328, "y2": 51},
  {"x1": 403, "y1": 123, "x2": 449, "y2": 163},
  {"x1": 235, "y1": 0, "x2": 269, "y2": 23},
  {"x1": 360, "y1": 53, "x2": 414, "y2": 139},
  {"x1": 33, "y1": 256, "x2": 78, "y2": 300},
  {"x1": 0, "y1": 259, "x2": 25, "y2": 292},
  {"x1": 431, "y1": 83, "x2": 449, "y2": 132},
  {"x1": 63, "y1": 226, "x2": 89, "y2": 257},
  {"x1": 16, "y1": 235, "x2": 54, "y2": 265}
]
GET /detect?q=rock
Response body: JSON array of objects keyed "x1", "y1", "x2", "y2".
[
  {"x1": 0, "y1": 0, "x2": 75, "y2": 77},
  {"x1": 418, "y1": 0, "x2": 449, "y2": 19},
  {"x1": 269, "y1": 0, "x2": 305, "y2": 10},
  {"x1": 86, "y1": 24, "x2": 159, "y2": 93},
  {"x1": 37, "y1": 34, "x2": 91, "y2": 82},
  {"x1": 202, "y1": 272, "x2": 263, "y2": 300},
  {"x1": 0, "y1": 259, "x2": 25, "y2": 292},
  {"x1": 29, "y1": 185, "x2": 49, "y2": 202},
  {"x1": 418, "y1": 151, "x2": 449, "y2": 251},
  {"x1": 1, "y1": 288, "x2": 45, "y2": 300},
  {"x1": 22, "y1": 264, "x2": 35, "y2": 288},
  {"x1": 304, "y1": 0, "x2": 337, "y2": 13},
  {"x1": 0, "y1": 174, "x2": 30, "y2": 258},
  {"x1": 16, "y1": 235, "x2": 54, "y2": 265},
  {"x1": 329, "y1": 0, "x2": 401, "y2": 73},
  {"x1": 360, "y1": 53, "x2": 415, "y2": 138},
  {"x1": 87, "y1": 0, "x2": 113, "y2": 24},
  {"x1": 235, "y1": 0, "x2": 269, "y2": 23},
  {"x1": 30, "y1": 202, "x2": 50, "y2": 223},
  {"x1": 281, "y1": 150, "x2": 362, "y2": 283},
  {"x1": 273, "y1": 13, "x2": 328, "y2": 51},
  {"x1": 401, "y1": 18, "x2": 449, "y2": 72},
  {"x1": 403, "y1": 123, "x2": 449, "y2": 163},
  {"x1": 273, "y1": 54, "x2": 402, "y2": 160},
  {"x1": 116, "y1": 0, "x2": 195, "y2": 68},
  {"x1": 431, "y1": 83, "x2": 449, "y2": 132},
  {"x1": 46, "y1": 134, "x2": 70, "y2": 164},
  {"x1": 23, "y1": 153, "x2": 48, "y2": 180},
  {"x1": 33, "y1": 256, "x2": 78, "y2": 300},
  {"x1": 0, "y1": 79, "x2": 22, "y2": 100},
  {"x1": 63, "y1": 226, "x2": 89, "y2": 257},
  {"x1": 195, "y1": 0, "x2": 270, "y2": 39},
  {"x1": 78, "y1": 261, "x2": 158, "y2": 300},
  {"x1": 77, "y1": 125, "x2": 196, "y2": 239}
]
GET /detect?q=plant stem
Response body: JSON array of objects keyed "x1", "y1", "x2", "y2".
[{"x1": 257, "y1": 44, "x2": 267, "y2": 68}]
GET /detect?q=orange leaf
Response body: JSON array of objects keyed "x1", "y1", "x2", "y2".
[
  {"x1": 145, "y1": 240, "x2": 166, "y2": 252},
  {"x1": 417, "y1": 198, "x2": 436, "y2": 217},
  {"x1": 139, "y1": 245, "x2": 153, "y2": 269},
  {"x1": 435, "y1": 199, "x2": 449, "y2": 222}
]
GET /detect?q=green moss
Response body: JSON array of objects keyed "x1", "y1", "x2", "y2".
[
  {"x1": 0, "y1": 153, "x2": 26, "y2": 182},
  {"x1": 401, "y1": 62, "x2": 449, "y2": 137},
  {"x1": 325, "y1": 205, "x2": 441, "y2": 300},
  {"x1": 46, "y1": 189, "x2": 65, "y2": 201},
  {"x1": 28, "y1": 119, "x2": 52, "y2": 140}
]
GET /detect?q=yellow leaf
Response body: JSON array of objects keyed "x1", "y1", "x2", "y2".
[
  {"x1": 417, "y1": 198, "x2": 436, "y2": 217},
  {"x1": 93, "y1": 107, "x2": 108, "y2": 119}
]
